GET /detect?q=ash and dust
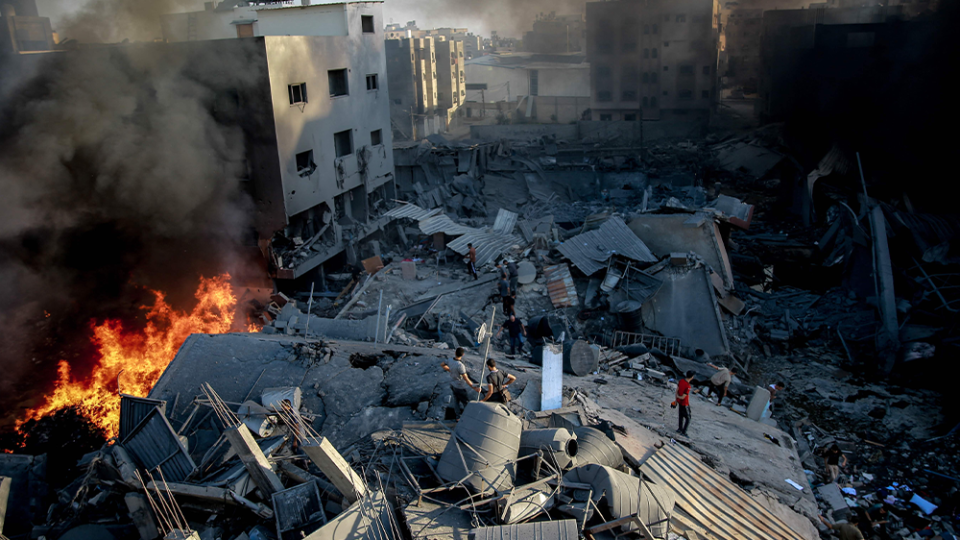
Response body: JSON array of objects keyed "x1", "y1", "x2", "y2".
[{"x1": 0, "y1": 0, "x2": 261, "y2": 423}]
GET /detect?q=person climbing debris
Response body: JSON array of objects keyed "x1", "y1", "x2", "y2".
[
  {"x1": 706, "y1": 363, "x2": 736, "y2": 406},
  {"x1": 819, "y1": 512, "x2": 864, "y2": 540},
  {"x1": 507, "y1": 259, "x2": 519, "y2": 295},
  {"x1": 497, "y1": 314, "x2": 526, "y2": 356},
  {"x1": 481, "y1": 358, "x2": 516, "y2": 403},
  {"x1": 466, "y1": 243, "x2": 478, "y2": 280},
  {"x1": 441, "y1": 347, "x2": 478, "y2": 417},
  {"x1": 823, "y1": 443, "x2": 847, "y2": 483}
]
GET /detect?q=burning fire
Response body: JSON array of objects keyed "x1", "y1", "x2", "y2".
[{"x1": 17, "y1": 274, "x2": 239, "y2": 439}]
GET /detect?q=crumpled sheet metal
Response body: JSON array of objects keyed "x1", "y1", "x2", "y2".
[{"x1": 557, "y1": 216, "x2": 657, "y2": 275}]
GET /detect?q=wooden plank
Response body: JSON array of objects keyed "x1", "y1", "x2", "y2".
[{"x1": 301, "y1": 436, "x2": 367, "y2": 504}]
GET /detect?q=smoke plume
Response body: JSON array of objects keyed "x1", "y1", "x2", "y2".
[
  {"x1": 384, "y1": 0, "x2": 587, "y2": 37},
  {"x1": 0, "y1": 0, "x2": 263, "y2": 430}
]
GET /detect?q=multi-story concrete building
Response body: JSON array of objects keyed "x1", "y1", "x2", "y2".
[
  {"x1": 0, "y1": 0, "x2": 55, "y2": 54},
  {"x1": 585, "y1": 0, "x2": 721, "y2": 123},
  {"x1": 435, "y1": 38, "x2": 466, "y2": 112},
  {"x1": 386, "y1": 37, "x2": 448, "y2": 140},
  {"x1": 722, "y1": 8, "x2": 762, "y2": 93},
  {"x1": 524, "y1": 13, "x2": 585, "y2": 54},
  {"x1": 161, "y1": 1, "x2": 395, "y2": 279}
]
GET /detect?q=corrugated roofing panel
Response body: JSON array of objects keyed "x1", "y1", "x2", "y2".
[
  {"x1": 492, "y1": 208, "x2": 519, "y2": 236},
  {"x1": 121, "y1": 407, "x2": 196, "y2": 482},
  {"x1": 119, "y1": 394, "x2": 167, "y2": 442},
  {"x1": 543, "y1": 264, "x2": 579, "y2": 308},
  {"x1": 384, "y1": 203, "x2": 441, "y2": 222},
  {"x1": 557, "y1": 217, "x2": 656, "y2": 275},
  {"x1": 643, "y1": 443, "x2": 804, "y2": 540},
  {"x1": 473, "y1": 519, "x2": 579, "y2": 540}
]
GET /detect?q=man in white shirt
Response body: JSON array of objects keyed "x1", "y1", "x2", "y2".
[{"x1": 441, "y1": 347, "x2": 478, "y2": 416}]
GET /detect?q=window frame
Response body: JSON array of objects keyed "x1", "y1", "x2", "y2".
[
  {"x1": 334, "y1": 130, "x2": 354, "y2": 158},
  {"x1": 370, "y1": 129, "x2": 383, "y2": 146},
  {"x1": 296, "y1": 149, "x2": 316, "y2": 177},
  {"x1": 366, "y1": 73, "x2": 379, "y2": 91},
  {"x1": 361, "y1": 15, "x2": 375, "y2": 33},
  {"x1": 288, "y1": 82, "x2": 308, "y2": 105},
  {"x1": 328, "y1": 69, "x2": 349, "y2": 97}
]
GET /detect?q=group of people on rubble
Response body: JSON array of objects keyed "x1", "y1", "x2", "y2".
[
  {"x1": 465, "y1": 245, "x2": 529, "y2": 357},
  {"x1": 441, "y1": 347, "x2": 517, "y2": 415}
]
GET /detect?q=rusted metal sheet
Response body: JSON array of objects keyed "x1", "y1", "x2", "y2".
[
  {"x1": 643, "y1": 443, "x2": 805, "y2": 540},
  {"x1": 558, "y1": 217, "x2": 656, "y2": 276},
  {"x1": 543, "y1": 264, "x2": 579, "y2": 308}
]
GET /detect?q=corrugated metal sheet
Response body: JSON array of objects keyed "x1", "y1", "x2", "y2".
[
  {"x1": 119, "y1": 394, "x2": 166, "y2": 442},
  {"x1": 121, "y1": 407, "x2": 196, "y2": 482},
  {"x1": 543, "y1": 264, "x2": 579, "y2": 308},
  {"x1": 557, "y1": 217, "x2": 656, "y2": 276},
  {"x1": 388, "y1": 204, "x2": 522, "y2": 266},
  {"x1": 643, "y1": 443, "x2": 804, "y2": 540},
  {"x1": 473, "y1": 519, "x2": 579, "y2": 540},
  {"x1": 492, "y1": 208, "x2": 519, "y2": 236},
  {"x1": 384, "y1": 203, "x2": 442, "y2": 222}
]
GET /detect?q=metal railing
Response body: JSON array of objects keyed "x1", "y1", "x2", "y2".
[{"x1": 608, "y1": 331, "x2": 681, "y2": 356}]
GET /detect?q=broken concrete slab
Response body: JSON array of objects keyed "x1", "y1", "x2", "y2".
[
  {"x1": 404, "y1": 499, "x2": 472, "y2": 540},
  {"x1": 305, "y1": 490, "x2": 396, "y2": 540},
  {"x1": 640, "y1": 266, "x2": 730, "y2": 356},
  {"x1": 301, "y1": 437, "x2": 367, "y2": 504},
  {"x1": 383, "y1": 357, "x2": 447, "y2": 407},
  {"x1": 629, "y1": 214, "x2": 734, "y2": 290},
  {"x1": 324, "y1": 407, "x2": 416, "y2": 449}
]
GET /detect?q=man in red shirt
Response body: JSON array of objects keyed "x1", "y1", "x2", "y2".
[{"x1": 675, "y1": 370, "x2": 695, "y2": 436}]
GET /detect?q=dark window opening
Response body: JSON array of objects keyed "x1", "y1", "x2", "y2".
[
  {"x1": 361, "y1": 15, "x2": 375, "y2": 33},
  {"x1": 530, "y1": 69, "x2": 539, "y2": 96},
  {"x1": 642, "y1": 73, "x2": 649, "y2": 83},
  {"x1": 598, "y1": 65, "x2": 612, "y2": 78},
  {"x1": 328, "y1": 69, "x2": 348, "y2": 97},
  {"x1": 371, "y1": 129, "x2": 383, "y2": 146},
  {"x1": 334, "y1": 130, "x2": 353, "y2": 158},
  {"x1": 663, "y1": 66, "x2": 669, "y2": 71},
  {"x1": 394, "y1": 98, "x2": 402, "y2": 104},
  {"x1": 598, "y1": 91, "x2": 613, "y2": 102},
  {"x1": 622, "y1": 90, "x2": 638, "y2": 101},
  {"x1": 703, "y1": 65, "x2": 711, "y2": 75},
  {"x1": 466, "y1": 83, "x2": 488, "y2": 90},
  {"x1": 651, "y1": 48, "x2": 658, "y2": 58},
  {"x1": 680, "y1": 65, "x2": 694, "y2": 75},
  {"x1": 366, "y1": 74, "x2": 378, "y2": 90},
  {"x1": 651, "y1": 72, "x2": 658, "y2": 83},
  {"x1": 288, "y1": 83, "x2": 308, "y2": 105},
  {"x1": 296, "y1": 150, "x2": 316, "y2": 177},
  {"x1": 679, "y1": 90, "x2": 693, "y2": 99},
  {"x1": 642, "y1": 96, "x2": 649, "y2": 107},
  {"x1": 651, "y1": 96, "x2": 657, "y2": 107},
  {"x1": 702, "y1": 90, "x2": 710, "y2": 98},
  {"x1": 663, "y1": 41, "x2": 670, "y2": 47},
  {"x1": 652, "y1": 23, "x2": 659, "y2": 33},
  {"x1": 624, "y1": 113, "x2": 637, "y2": 121},
  {"x1": 600, "y1": 114, "x2": 613, "y2": 121}
]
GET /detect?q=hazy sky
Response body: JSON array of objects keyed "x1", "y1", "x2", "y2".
[{"x1": 36, "y1": 0, "x2": 577, "y2": 40}]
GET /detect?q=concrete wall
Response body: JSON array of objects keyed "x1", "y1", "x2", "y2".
[
  {"x1": 586, "y1": 0, "x2": 720, "y2": 119},
  {"x1": 161, "y1": 3, "x2": 354, "y2": 42},
  {"x1": 264, "y1": 14, "x2": 393, "y2": 221},
  {"x1": 465, "y1": 64, "x2": 590, "y2": 103}
]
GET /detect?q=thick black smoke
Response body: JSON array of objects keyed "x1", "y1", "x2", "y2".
[{"x1": 0, "y1": 0, "x2": 264, "y2": 431}]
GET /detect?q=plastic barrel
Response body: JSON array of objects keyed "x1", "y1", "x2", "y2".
[
  {"x1": 436, "y1": 402, "x2": 521, "y2": 493},
  {"x1": 573, "y1": 426, "x2": 623, "y2": 469},
  {"x1": 562, "y1": 340, "x2": 600, "y2": 376},
  {"x1": 518, "y1": 428, "x2": 579, "y2": 470}
]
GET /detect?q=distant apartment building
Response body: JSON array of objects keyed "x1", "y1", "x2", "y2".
[
  {"x1": 436, "y1": 38, "x2": 466, "y2": 114},
  {"x1": 585, "y1": 0, "x2": 721, "y2": 123},
  {"x1": 523, "y1": 12, "x2": 585, "y2": 54},
  {"x1": 160, "y1": 1, "x2": 395, "y2": 279},
  {"x1": 0, "y1": 0, "x2": 54, "y2": 54},
  {"x1": 464, "y1": 53, "x2": 591, "y2": 123},
  {"x1": 386, "y1": 36, "x2": 455, "y2": 140},
  {"x1": 722, "y1": 8, "x2": 762, "y2": 92},
  {"x1": 385, "y1": 20, "x2": 418, "y2": 39}
]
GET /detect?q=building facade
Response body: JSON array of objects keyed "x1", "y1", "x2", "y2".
[
  {"x1": 585, "y1": 0, "x2": 721, "y2": 123},
  {"x1": 0, "y1": 0, "x2": 54, "y2": 54},
  {"x1": 161, "y1": 2, "x2": 396, "y2": 279},
  {"x1": 722, "y1": 8, "x2": 762, "y2": 93},
  {"x1": 523, "y1": 13, "x2": 585, "y2": 54}
]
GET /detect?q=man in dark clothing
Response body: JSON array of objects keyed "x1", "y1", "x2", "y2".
[
  {"x1": 824, "y1": 444, "x2": 847, "y2": 483},
  {"x1": 819, "y1": 513, "x2": 864, "y2": 540},
  {"x1": 502, "y1": 293, "x2": 516, "y2": 317},
  {"x1": 507, "y1": 260, "x2": 519, "y2": 295},
  {"x1": 466, "y1": 243, "x2": 478, "y2": 280},
  {"x1": 497, "y1": 314, "x2": 526, "y2": 355},
  {"x1": 675, "y1": 370, "x2": 695, "y2": 436},
  {"x1": 481, "y1": 358, "x2": 516, "y2": 403}
]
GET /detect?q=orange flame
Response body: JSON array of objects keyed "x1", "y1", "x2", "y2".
[{"x1": 17, "y1": 274, "x2": 239, "y2": 439}]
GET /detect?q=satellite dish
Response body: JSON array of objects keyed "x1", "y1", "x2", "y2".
[{"x1": 477, "y1": 322, "x2": 490, "y2": 343}]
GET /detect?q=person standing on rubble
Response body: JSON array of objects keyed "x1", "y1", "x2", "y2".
[
  {"x1": 705, "y1": 363, "x2": 736, "y2": 406},
  {"x1": 481, "y1": 358, "x2": 516, "y2": 403},
  {"x1": 442, "y1": 347, "x2": 478, "y2": 416},
  {"x1": 466, "y1": 243, "x2": 478, "y2": 280},
  {"x1": 498, "y1": 275, "x2": 511, "y2": 302},
  {"x1": 823, "y1": 444, "x2": 847, "y2": 483},
  {"x1": 675, "y1": 370, "x2": 695, "y2": 436},
  {"x1": 497, "y1": 314, "x2": 527, "y2": 356},
  {"x1": 502, "y1": 292, "x2": 516, "y2": 317},
  {"x1": 507, "y1": 259, "x2": 519, "y2": 295}
]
